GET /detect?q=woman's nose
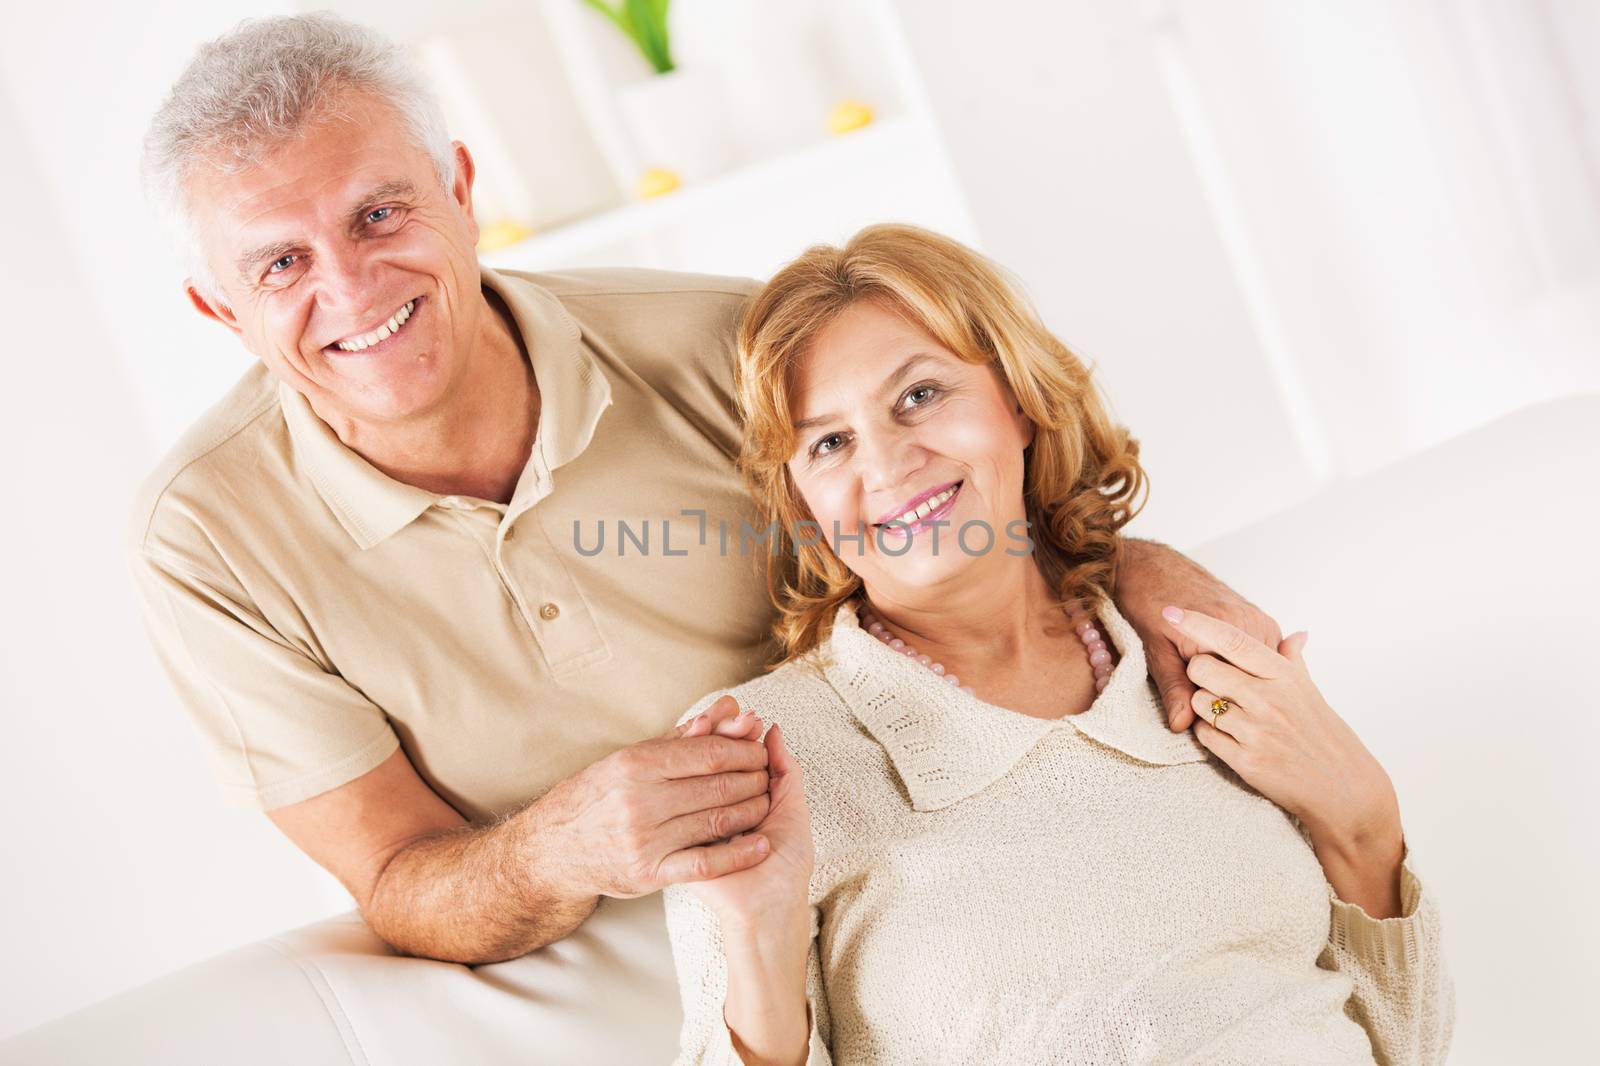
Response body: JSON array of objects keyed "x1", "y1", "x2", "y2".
[{"x1": 856, "y1": 429, "x2": 920, "y2": 495}]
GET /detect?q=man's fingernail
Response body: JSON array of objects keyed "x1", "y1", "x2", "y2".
[
  {"x1": 1161, "y1": 605, "x2": 1184, "y2": 625},
  {"x1": 752, "y1": 835, "x2": 769, "y2": 854}
]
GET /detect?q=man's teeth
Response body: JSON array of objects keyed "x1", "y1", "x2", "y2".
[
  {"x1": 890, "y1": 484, "x2": 959, "y2": 526},
  {"x1": 334, "y1": 300, "x2": 415, "y2": 352}
]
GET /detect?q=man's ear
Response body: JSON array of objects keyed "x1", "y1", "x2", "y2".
[
  {"x1": 449, "y1": 140, "x2": 480, "y2": 244},
  {"x1": 185, "y1": 281, "x2": 242, "y2": 337}
]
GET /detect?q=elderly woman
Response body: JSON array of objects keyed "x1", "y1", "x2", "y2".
[{"x1": 663, "y1": 224, "x2": 1452, "y2": 1065}]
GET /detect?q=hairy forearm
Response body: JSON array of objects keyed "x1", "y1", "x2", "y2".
[
  {"x1": 721, "y1": 909, "x2": 812, "y2": 1066},
  {"x1": 363, "y1": 807, "x2": 597, "y2": 964}
]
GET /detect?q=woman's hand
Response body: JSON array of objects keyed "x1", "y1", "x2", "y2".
[
  {"x1": 1114, "y1": 539, "x2": 1284, "y2": 731},
  {"x1": 1161, "y1": 605, "x2": 1408, "y2": 917},
  {"x1": 680, "y1": 699, "x2": 815, "y2": 930}
]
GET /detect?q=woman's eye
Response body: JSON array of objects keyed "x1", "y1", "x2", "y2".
[
  {"x1": 267, "y1": 255, "x2": 297, "y2": 275},
  {"x1": 812, "y1": 433, "x2": 846, "y2": 458},
  {"x1": 904, "y1": 384, "x2": 940, "y2": 408}
]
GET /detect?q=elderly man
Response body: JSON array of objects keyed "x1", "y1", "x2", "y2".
[{"x1": 7, "y1": 12, "x2": 1278, "y2": 1064}]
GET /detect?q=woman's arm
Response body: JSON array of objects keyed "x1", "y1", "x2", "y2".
[
  {"x1": 663, "y1": 885, "x2": 832, "y2": 1066},
  {"x1": 1159, "y1": 607, "x2": 1454, "y2": 1064},
  {"x1": 721, "y1": 908, "x2": 814, "y2": 1065},
  {"x1": 1314, "y1": 830, "x2": 1456, "y2": 1066},
  {"x1": 1304, "y1": 814, "x2": 1406, "y2": 920},
  {"x1": 665, "y1": 705, "x2": 830, "y2": 1065}
]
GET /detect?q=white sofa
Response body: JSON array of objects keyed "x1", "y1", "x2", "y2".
[{"x1": 5, "y1": 395, "x2": 1594, "y2": 1065}]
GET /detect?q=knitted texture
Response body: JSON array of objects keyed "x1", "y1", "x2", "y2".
[{"x1": 664, "y1": 599, "x2": 1454, "y2": 1065}]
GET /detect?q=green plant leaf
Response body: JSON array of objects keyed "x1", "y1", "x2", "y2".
[
  {"x1": 629, "y1": 0, "x2": 675, "y2": 73},
  {"x1": 582, "y1": 0, "x2": 674, "y2": 74}
]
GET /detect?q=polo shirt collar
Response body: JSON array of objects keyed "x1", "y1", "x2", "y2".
[
  {"x1": 822, "y1": 595, "x2": 1210, "y2": 812},
  {"x1": 280, "y1": 264, "x2": 612, "y2": 549}
]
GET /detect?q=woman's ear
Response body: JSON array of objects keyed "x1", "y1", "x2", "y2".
[{"x1": 1013, "y1": 399, "x2": 1036, "y2": 449}]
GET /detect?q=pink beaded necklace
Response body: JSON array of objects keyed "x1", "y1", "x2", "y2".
[{"x1": 856, "y1": 599, "x2": 1117, "y2": 699}]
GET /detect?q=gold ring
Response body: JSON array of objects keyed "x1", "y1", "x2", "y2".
[{"x1": 1210, "y1": 697, "x2": 1233, "y2": 721}]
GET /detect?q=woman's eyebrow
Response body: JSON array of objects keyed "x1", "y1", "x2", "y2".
[{"x1": 792, "y1": 352, "x2": 940, "y2": 432}]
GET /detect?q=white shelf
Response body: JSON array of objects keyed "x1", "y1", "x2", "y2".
[
  {"x1": 305, "y1": 0, "x2": 980, "y2": 277},
  {"x1": 483, "y1": 114, "x2": 940, "y2": 271}
]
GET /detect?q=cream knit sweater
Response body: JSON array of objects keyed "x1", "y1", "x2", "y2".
[{"x1": 663, "y1": 598, "x2": 1454, "y2": 1065}]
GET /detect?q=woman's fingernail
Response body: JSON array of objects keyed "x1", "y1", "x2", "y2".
[
  {"x1": 752, "y1": 835, "x2": 769, "y2": 854},
  {"x1": 1161, "y1": 605, "x2": 1184, "y2": 625}
]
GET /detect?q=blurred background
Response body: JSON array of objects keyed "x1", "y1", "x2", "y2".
[{"x1": 1, "y1": 0, "x2": 1596, "y2": 1057}]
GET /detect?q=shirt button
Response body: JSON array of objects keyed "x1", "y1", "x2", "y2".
[{"x1": 539, "y1": 602, "x2": 560, "y2": 621}]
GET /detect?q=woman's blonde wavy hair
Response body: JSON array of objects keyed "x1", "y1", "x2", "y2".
[{"x1": 737, "y1": 223, "x2": 1147, "y2": 667}]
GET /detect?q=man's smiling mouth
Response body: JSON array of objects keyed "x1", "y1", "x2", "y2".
[{"x1": 327, "y1": 297, "x2": 420, "y2": 353}]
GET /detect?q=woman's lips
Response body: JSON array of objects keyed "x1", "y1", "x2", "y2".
[{"x1": 877, "y1": 481, "x2": 963, "y2": 538}]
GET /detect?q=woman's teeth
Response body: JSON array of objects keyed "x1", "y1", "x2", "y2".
[
  {"x1": 888, "y1": 483, "x2": 960, "y2": 526},
  {"x1": 334, "y1": 299, "x2": 415, "y2": 352}
]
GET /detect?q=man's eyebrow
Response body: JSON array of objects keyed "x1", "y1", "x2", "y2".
[
  {"x1": 792, "y1": 352, "x2": 940, "y2": 433},
  {"x1": 234, "y1": 181, "x2": 420, "y2": 281},
  {"x1": 347, "y1": 180, "x2": 417, "y2": 224}
]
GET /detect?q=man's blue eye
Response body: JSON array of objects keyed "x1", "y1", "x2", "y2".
[
  {"x1": 367, "y1": 207, "x2": 393, "y2": 223},
  {"x1": 268, "y1": 255, "x2": 296, "y2": 274}
]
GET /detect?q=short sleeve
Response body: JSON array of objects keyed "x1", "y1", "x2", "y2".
[
  {"x1": 128, "y1": 544, "x2": 400, "y2": 811},
  {"x1": 663, "y1": 882, "x2": 832, "y2": 1066},
  {"x1": 1319, "y1": 838, "x2": 1456, "y2": 1066}
]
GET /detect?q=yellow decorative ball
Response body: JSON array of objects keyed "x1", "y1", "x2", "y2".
[
  {"x1": 476, "y1": 219, "x2": 532, "y2": 253},
  {"x1": 637, "y1": 167, "x2": 682, "y2": 200},
  {"x1": 827, "y1": 99, "x2": 875, "y2": 135}
]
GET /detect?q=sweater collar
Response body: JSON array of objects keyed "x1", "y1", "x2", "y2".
[{"x1": 822, "y1": 595, "x2": 1210, "y2": 812}]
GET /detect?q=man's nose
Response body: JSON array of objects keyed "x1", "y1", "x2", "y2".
[{"x1": 312, "y1": 240, "x2": 383, "y2": 319}]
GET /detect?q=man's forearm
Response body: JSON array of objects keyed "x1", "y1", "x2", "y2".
[{"x1": 363, "y1": 805, "x2": 596, "y2": 964}]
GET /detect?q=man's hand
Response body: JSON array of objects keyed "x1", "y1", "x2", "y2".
[
  {"x1": 1113, "y1": 538, "x2": 1282, "y2": 731},
  {"x1": 266, "y1": 695, "x2": 774, "y2": 965},
  {"x1": 528, "y1": 695, "x2": 775, "y2": 903}
]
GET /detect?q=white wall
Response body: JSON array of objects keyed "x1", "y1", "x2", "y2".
[
  {"x1": 890, "y1": 0, "x2": 1329, "y2": 551},
  {"x1": 0, "y1": 5, "x2": 351, "y2": 1041},
  {"x1": 893, "y1": 0, "x2": 1600, "y2": 547}
]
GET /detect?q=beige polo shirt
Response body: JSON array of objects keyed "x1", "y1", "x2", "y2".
[{"x1": 127, "y1": 265, "x2": 777, "y2": 821}]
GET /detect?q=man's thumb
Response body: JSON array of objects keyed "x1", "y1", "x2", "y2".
[{"x1": 1146, "y1": 641, "x2": 1195, "y2": 730}]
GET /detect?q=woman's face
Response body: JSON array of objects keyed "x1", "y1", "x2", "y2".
[{"x1": 785, "y1": 299, "x2": 1035, "y2": 600}]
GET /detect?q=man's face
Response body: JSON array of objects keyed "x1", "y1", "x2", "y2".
[{"x1": 186, "y1": 90, "x2": 484, "y2": 428}]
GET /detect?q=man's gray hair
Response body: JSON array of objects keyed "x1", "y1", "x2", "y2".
[{"x1": 141, "y1": 13, "x2": 455, "y2": 305}]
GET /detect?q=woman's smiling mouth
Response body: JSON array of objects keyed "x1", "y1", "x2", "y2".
[{"x1": 875, "y1": 480, "x2": 963, "y2": 537}]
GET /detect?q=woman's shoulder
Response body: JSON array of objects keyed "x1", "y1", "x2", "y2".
[{"x1": 674, "y1": 651, "x2": 849, "y2": 737}]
